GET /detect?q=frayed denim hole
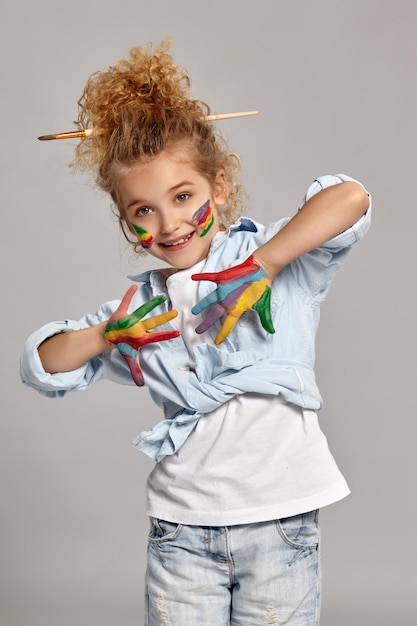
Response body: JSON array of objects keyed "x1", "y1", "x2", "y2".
[
  {"x1": 264, "y1": 605, "x2": 280, "y2": 625},
  {"x1": 156, "y1": 593, "x2": 171, "y2": 626}
]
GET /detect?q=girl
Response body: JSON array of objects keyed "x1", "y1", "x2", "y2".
[{"x1": 21, "y1": 39, "x2": 371, "y2": 625}]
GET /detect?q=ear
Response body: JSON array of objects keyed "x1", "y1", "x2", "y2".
[{"x1": 213, "y1": 170, "x2": 228, "y2": 206}]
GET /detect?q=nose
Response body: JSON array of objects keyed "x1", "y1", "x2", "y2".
[{"x1": 159, "y1": 210, "x2": 180, "y2": 235}]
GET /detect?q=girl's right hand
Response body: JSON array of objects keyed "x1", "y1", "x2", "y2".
[{"x1": 105, "y1": 286, "x2": 180, "y2": 386}]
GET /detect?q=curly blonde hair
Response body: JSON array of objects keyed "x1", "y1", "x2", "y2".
[{"x1": 71, "y1": 39, "x2": 246, "y2": 253}]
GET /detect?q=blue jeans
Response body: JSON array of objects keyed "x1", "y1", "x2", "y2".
[{"x1": 145, "y1": 510, "x2": 321, "y2": 625}]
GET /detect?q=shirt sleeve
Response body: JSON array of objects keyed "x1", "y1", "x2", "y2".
[
  {"x1": 20, "y1": 300, "x2": 134, "y2": 397},
  {"x1": 300, "y1": 174, "x2": 371, "y2": 247},
  {"x1": 287, "y1": 173, "x2": 371, "y2": 302}
]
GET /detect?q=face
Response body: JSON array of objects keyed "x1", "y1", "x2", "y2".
[{"x1": 118, "y1": 150, "x2": 227, "y2": 269}]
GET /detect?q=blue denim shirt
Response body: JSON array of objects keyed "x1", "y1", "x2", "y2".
[{"x1": 21, "y1": 174, "x2": 371, "y2": 461}]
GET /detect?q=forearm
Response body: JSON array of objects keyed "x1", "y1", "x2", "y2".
[
  {"x1": 254, "y1": 181, "x2": 369, "y2": 278},
  {"x1": 38, "y1": 322, "x2": 113, "y2": 374}
]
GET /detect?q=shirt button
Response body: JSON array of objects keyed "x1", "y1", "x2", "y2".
[{"x1": 178, "y1": 365, "x2": 189, "y2": 371}]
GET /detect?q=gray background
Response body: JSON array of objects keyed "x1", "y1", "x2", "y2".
[{"x1": 1, "y1": 1, "x2": 416, "y2": 624}]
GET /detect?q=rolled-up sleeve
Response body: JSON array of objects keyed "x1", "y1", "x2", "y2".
[
  {"x1": 20, "y1": 301, "x2": 134, "y2": 397},
  {"x1": 289, "y1": 174, "x2": 371, "y2": 301},
  {"x1": 301, "y1": 173, "x2": 371, "y2": 247}
]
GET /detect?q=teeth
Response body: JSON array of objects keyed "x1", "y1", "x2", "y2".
[{"x1": 164, "y1": 234, "x2": 191, "y2": 247}]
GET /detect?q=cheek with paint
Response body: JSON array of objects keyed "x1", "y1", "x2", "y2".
[
  {"x1": 131, "y1": 223, "x2": 154, "y2": 249},
  {"x1": 192, "y1": 200, "x2": 214, "y2": 237}
]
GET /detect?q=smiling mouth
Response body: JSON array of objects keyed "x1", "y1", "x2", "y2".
[{"x1": 160, "y1": 233, "x2": 194, "y2": 248}]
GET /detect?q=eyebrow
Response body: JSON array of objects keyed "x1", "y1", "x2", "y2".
[{"x1": 168, "y1": 180, "x2": 196, "y2": 193}]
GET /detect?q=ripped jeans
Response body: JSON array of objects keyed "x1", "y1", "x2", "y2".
[{"x1": 145, "y1": 510, "x2": 321, "y2": 625}]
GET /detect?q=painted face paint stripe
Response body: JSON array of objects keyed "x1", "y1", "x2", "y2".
[
  {"x1": 196, "y1": 204, "x2": 211, "y2": 224},
  {"x1": 192, "y1": 199, "x2": 210, "y2": 224},
  {"x1": 192, "y1": 200, "x2": 214, "y2": 237},
  {"x1": 131, "y1": 222, "x2": 154, "y2": 248},
  {"x1": 200, "y1": 212, "x2": 214, "y2": 237}
]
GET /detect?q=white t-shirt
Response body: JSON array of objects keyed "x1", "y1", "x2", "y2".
[{"x1": 146, "y1": 262, "x2": 350, "y2": 526}]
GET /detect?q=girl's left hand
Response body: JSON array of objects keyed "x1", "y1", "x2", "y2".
[{"x1": 191, "y1": 255, "x2": 275, "y2": 344}]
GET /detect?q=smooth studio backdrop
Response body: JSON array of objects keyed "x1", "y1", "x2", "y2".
[{"x1": 1, "y1": 1, "x2": 416, "y2": 625}]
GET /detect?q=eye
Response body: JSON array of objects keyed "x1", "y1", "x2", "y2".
[
  {"x1": 176, "y1": 193, "x2": 190, "y2": 203},
  {"x1": 136, "y1": 206, "x2": 152, "y2": 216}
]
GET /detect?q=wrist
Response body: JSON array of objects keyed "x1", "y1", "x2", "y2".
[
  {"x1": 251, "y1": 251, "x2": 279, "y2": 283},
  {"x1": 100, "y1": 321, "x2": 116, "y2": 351}
]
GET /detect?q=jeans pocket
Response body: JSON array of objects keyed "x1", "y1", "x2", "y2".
[
  {"x1": 148, "y1": 518, "x2": 183, "y2": 544},
  {"x1": 276, "y1": 510, "x2": 320, "y2": 551}
]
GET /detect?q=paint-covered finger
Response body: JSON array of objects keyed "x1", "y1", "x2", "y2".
[
  {"x1": 195, "y1": 304, "x2": 226, "y2": 334},
  {"x1": 214, "y1": 313, "x2": 241, "y2": 344},
  {"x1": 213, "y1": 281, "x2": 267, "y2": 344},
  {"x1": 191, "y1": 290, "x2": 219, "y2": 315},
  {"x1": 108, "y1": 285, "x2": 138, "y2": 323},
  {"x1": 106, "y1": 294, "x2": 167, "y2": 333},
  {"x1": 128, "y1": 294, "x2": 167, "y2": 322},
  {"x1": 139, "y1": 309, "x2": 178, "y2": 332},
  {"x1": 134, "y1": 329, "x2": 181, "y2": 347},
  {"x1": 252, "y1": 286, "x2": 275, "y2": 334},
  {"x1": 117, "y1": 343, "x2": 145, "y2": 386},
  {"x1": 192, "y1": 255, "x2": 262, "y2": 284}
]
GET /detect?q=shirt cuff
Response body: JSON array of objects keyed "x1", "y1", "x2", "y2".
[{"x1": 20, "y1": 320, "x2": 96, "y2": 396}]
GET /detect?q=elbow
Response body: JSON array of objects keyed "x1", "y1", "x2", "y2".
[{"x1": 343, "y1": 181, "x2": 370, "y2": 220}]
